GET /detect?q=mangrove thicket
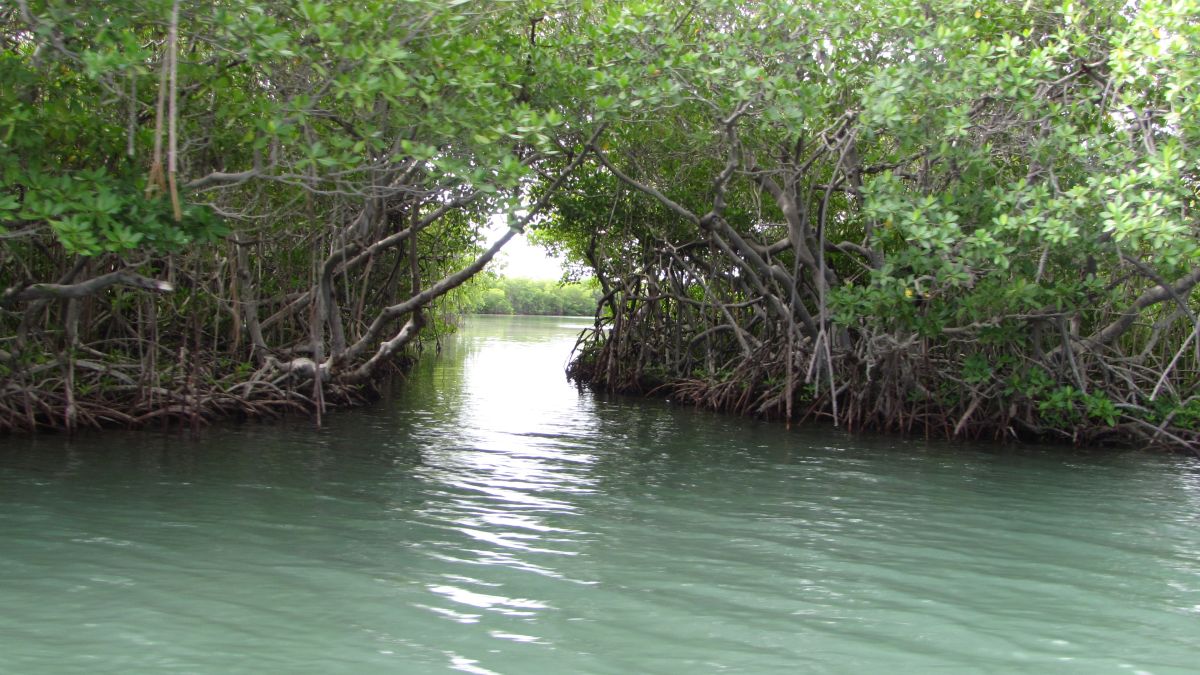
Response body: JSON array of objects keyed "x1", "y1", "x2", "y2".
[{"x1": 3, "y1": 0, "x2": 1200, "y2": 454}]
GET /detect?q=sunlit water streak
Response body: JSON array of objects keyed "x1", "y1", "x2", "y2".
[{"x1": 1, "y1": 315, "x2": 1198, "y2": 673}]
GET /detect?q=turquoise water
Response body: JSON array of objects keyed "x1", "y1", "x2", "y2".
[{"x1": 1, "y1": 315, "x2": 1198, "y2": 673}]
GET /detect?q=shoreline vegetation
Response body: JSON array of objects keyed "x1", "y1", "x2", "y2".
[
  {"x1": 469, "y1": 277, "x2": 602, "y2": 317},
  {"x1": 3, "y1": 1, "x2": 1200, "y2": 455}
]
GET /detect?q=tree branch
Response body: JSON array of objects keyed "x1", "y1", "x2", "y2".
[
  {"x1": 1089, "y1": 265, "x2": 1200, "y2": 347},
  {"x1": 2, "y1": 271, "x2": 173, "y2": 306}
]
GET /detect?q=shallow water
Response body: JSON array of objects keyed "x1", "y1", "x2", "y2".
[{"x1": 2, "y1": 315, "x2": 1198, "y2": 673}]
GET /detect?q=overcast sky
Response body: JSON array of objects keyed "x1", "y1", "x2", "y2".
[{"x1": 484, "y1": 220, "x2": 567, "y2": 280}]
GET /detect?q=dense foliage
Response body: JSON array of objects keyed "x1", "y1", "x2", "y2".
[
  {"x1": 472, "y1": 277, "x2": 600, "y2": 316},
  {"x1": 539, "y1": 0, "x2": 1200, "y2": 452},
  {"x1": 4, "y1": 0, "x2": 1200, "y2": 452},
  {"x1": 1, "y1": 0, "x2": 599, "y2": 430}
]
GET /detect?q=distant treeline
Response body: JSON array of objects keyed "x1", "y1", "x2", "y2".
[{"x1": 471, "y1": 278, "x2": 600, "y2": 316}]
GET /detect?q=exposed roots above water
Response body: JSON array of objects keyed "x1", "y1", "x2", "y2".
[
  {"x1": 568, "y1": 320, "x2": 1200, "y2": 457},
  {"x1": 0, "y1": 347, "x2": 407, "y2": 434}
]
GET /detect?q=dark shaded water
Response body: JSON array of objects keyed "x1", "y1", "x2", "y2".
[{"x1": 2, "y1": 315, "x2": 1198, "y2": 673}]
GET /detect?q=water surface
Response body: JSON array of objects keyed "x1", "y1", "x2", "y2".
[{"x1": 2, "y1": 315, "x2": 1198, "y2": 673}]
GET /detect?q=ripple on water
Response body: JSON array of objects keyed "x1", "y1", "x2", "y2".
[{"x1": 1, "y1": 316, "x2": 1198, "y2": 673}]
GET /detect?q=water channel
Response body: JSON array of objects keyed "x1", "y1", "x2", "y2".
[{"x1": 1, "y1": 315, "x2": 1198, "y2": 673}]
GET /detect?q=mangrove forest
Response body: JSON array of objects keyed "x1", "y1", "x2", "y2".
[{"x1": 3, "y1": 0, "x2": 1200, "y2": 455}]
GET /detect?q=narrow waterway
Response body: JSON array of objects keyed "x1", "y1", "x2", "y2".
[{"x1": 1, "y1": 315, "x2": 1198, "y2": 673}]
